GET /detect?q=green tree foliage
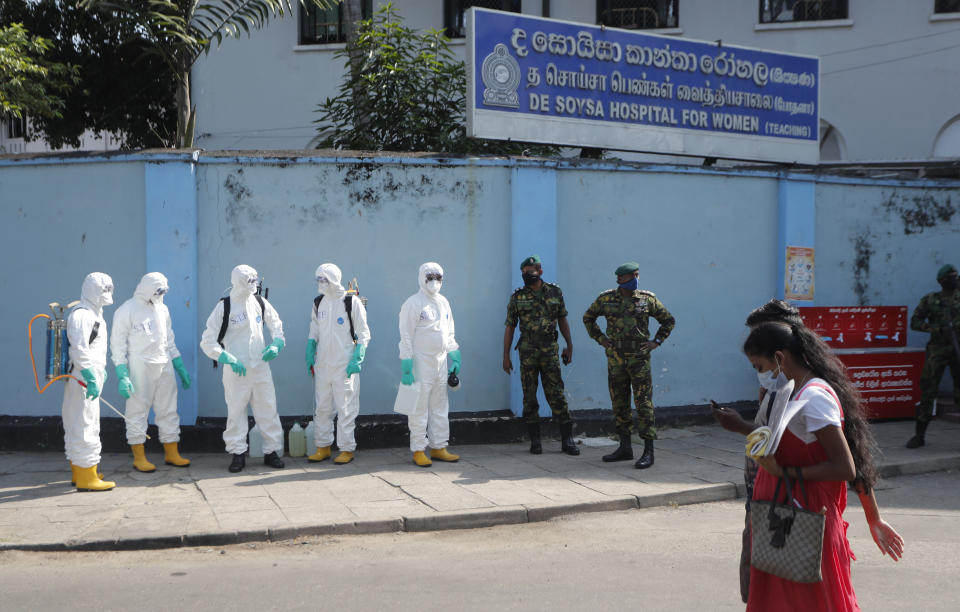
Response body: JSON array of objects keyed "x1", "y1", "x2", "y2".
[
  {"x1": 79, "y1": 0, "x2": 335, "y2": 148},
  {"x1": 315, "y1": 3, "x2": 556, "y2": 156},
  {"x1": 1, "y1": 0, "x2": 173, "y2": 149},
  {"x1": 0, "y1": 22, "x2": 77, "y2": 123}
]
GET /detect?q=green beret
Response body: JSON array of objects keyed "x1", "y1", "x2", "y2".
[
  {"x1": 615, "y1": 262, "x2": 640, "y2": 276},
  {"x1": 520, "y1": 255, "x2": 541, "y2": 269},
  {"x1": 937, "y1": 264, "x2": 957, "y2": 282}
]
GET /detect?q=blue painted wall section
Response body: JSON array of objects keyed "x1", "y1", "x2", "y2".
[
  {"x1": 144, "y1": 161, "x2": 199, "y2": 425},
  {"x1": 776, "y1": 175, "x2": 817, "y2": 305},
  {"x1": 509, "y1": 166, "x2": 558, "y2": 418}
]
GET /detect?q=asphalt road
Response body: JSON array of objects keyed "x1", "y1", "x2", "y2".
[{"x1": 1, "y1": 470, "x2": 957, "y2": 611}]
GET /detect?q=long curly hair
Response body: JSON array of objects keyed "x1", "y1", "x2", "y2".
[{"x1": 743, "y1": 322, "x2": 879, "y2": 492}]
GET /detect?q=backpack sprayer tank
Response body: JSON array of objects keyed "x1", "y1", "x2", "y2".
[{"x1": 45, "y1": 301, "x2": 77, "y2": 380}]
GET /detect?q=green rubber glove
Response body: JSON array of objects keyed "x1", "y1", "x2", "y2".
[
  {"x1": 115, "y1": 364, "x2": 133, "y2": 399},
  {"x1": 305, "y1": 338, "x2": 317, "y2": 371},
  {"x1": 80, "y1": 367, "x2": 100, "y2": 400},
  {"x1": 261, "y1": 337, "x2": 285, "y2": 362},
  {"x1": 401, "y1": 358, "x2": 415, "y2": 386},
  {"x1": 172, "y1": 357, "x2": 191, "y2": 389},
  {"x1": 218, "y1": 350, "x2": 246, "y2": 376},
  {"x1": 448, "y1": 349, "x2": 461, "y2": 375},
  {"x1": 346, "y1": 344, "x2": 366, "y2": 376}
]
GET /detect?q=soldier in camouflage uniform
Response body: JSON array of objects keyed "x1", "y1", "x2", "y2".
[
  {"x1": 504, "y1": 255, "x2": 579, "y2": 455},
  {"x1": 907, "y1": 263, "x2": 960, "y2": 448},
  {"x1": 583, "y1": 262, "x2": 675, "y2": 469}
]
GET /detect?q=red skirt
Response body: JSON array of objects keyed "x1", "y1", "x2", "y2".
[{"x1": 747, "y1": 428, "x2": 859, "y2": 612}]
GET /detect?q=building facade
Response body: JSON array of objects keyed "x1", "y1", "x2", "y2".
[{"x1": 187, "y1": 0, "x2": 960, "y2": 161}]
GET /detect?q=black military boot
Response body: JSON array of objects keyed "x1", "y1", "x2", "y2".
[
  {"x1": 560, "y1": 422, "x2": 580, "y2": 456},
  {"x1": 905, "y1": 420, "x2": 929, "y2": 449},
  {"x1": 634, "y1": 439, "x2": 654, "y2": 469},
  {"x1": 602, "y1": 433, "x2": 633, "y2": 462},
  {"x1": 228, "y1": 453, "x2": 245, "y2": 473},
  {"x1": 263, "y1": 451, "x2": 285, "y2": 469},
  {"x1": 527, "y1": 422, "x2": 542, "y2": 455}
]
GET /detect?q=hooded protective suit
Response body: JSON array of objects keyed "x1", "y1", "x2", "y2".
[
  {"x1": 61, "y1": 272, "x2": 113, "y2": 468},
  {"x1": 110, "y1": 273, "x2": 184, "y2": 445},
  {"x1": 308, "y1": 264, "x2": 371, "y2": 453},
  {"x1": 200, "y1": 265, "x2": 285, "y2": 456},
  {"x1": 398, "y1": 262, "x2": 458, "y2": 452}
]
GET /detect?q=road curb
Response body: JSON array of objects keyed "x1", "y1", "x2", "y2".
[{"x1": 1, "y1": 456, "x2": 956, "y2": 552}]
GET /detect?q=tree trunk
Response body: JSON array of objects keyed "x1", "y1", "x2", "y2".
[
  {"x1": 342, "y1": 0, "x2": 369, "y2": 142},
  {"x1": 175, "y1": 54, "x2": 193, "y2": 149}
]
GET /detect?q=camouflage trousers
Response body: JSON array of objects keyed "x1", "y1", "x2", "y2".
[
  {"x1": 606, "y1": 349, "x2": 656, "y2": 439},
  {"x1": 519, "y1": 345, "x2": 571, "y2": 425},
  {"x1": 916, "y1": 343, "x2": 960, "y2": 423}
]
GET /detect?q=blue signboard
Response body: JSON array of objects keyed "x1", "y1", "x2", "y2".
[{"x1": 466, "y1": 9, "x2": 820, "y2": 163}]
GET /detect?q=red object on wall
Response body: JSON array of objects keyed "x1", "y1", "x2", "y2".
[
  {"x1": 799, "y1": 306, "x2": 908, "y2": 349},
  {"x1": 836, "y1": 349, "x2": 925, "y2": 419}
]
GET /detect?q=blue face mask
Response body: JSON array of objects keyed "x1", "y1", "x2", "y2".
[{"x1": 618, "y1": 277, "x2": 639, "y2": 291}]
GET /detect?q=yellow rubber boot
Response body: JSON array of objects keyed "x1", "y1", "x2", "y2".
[
  {"x1": 131, "y1": 444, "x2": 156, "y2": 472},
  {"x1": 75, "y1": 465, "x2": 115, "y2": 492},
  {"x1": 308, "y1": 446, "x2": 331, "y2": 462},
  {"x1": 430, "y1": 447, "x2": 460, "y2": 462},
  {"x1": 334, "y1": 451, "x2": 354, "y2": 464},
  {"x1": 70, "y1": 463, "x2": 103, "y2": 485},
  {"x1": 412, "y1": 451, "x2": 432, "y2": 467},
  {"x1": 163, "y1": 442, "x2": 191, "y2": 467}
]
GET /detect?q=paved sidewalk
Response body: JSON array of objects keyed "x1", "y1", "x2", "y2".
[{"x1": 1, "y1": 420, "x2": 958, "y2": 551}]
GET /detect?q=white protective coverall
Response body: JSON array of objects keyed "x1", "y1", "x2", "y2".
[
  {"x1": 398, "y1": 262, "x2": 458, "y2": 452},
  {"x1": 62, "y1": 272, "x2": 113, "y2": 468},
  {"x1": 110, "y1": 272, "x2": 182, "y2": 445},
  {"x1": 309, "y1": 264, "x2": 371, "y2": 452},
  {"x1": 200, "y1": 265, "x2": 285, "y2": 455}
]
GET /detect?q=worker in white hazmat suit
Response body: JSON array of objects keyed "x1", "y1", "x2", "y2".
[
  {"x1": 200, "y1": 265, "x2": 286, "y2": 473},
  {"x1": 63, "y1": 272, "x2": 116, "y2": 491},
  {"x1": 398, "y1": 262, "x2": 462, "y2": 467},
  {"x1": 110, "y1": 272, "x2": 192, "y2": 472},
  {"x1": 305, "y1": 263, "x2": 371, "y2": 465}
]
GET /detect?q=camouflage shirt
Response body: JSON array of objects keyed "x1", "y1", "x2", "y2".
[
  {"x1": 583, "y1": 288, "x2": 675, "y2": 347},
  {"x1": 505, "y1": 283, "x2": 568, "y2": 347},
  {"x1": 911, "y1": 289, "x2": 960, "y2": 346}
]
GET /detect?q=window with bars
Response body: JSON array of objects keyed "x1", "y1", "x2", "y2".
[
  {"x1": 597, "y1": 1, "x2": 679, "y2": 30},
  {"x1": 444, "y1": 0, "x2": 521, "y2": 39},
  {"x1": 935, "y1": 0, "x2": 960, "y2": 14},
  {"x1": 758, "y1": 0, "x2": 848, "y2": 24},
  {"x1": 300, "y1": 0, "x2": 372, "y2": 45},
  {"x1": 5, "y1": 115, "x2": 26, "y2": 139}
]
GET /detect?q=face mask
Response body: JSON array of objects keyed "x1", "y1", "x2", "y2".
[
  {"x1": 425, "y1": 280, "x2": 441, "y2": 295},
  {"x1": 101, "y1": 284, "x2": 114, "y2": 306},
  {"x1": 757, "y1": 358, "x2": 786, "y2": 391},
  {"x1": 317, "y1": 276, "x2": 329, "y2": 293},
  {"x1": 522, "y1": 272, "x2": 540, "y2": 286},
  {"x1": 618, "y1": 277, "x2": 639, "y2": 291}
]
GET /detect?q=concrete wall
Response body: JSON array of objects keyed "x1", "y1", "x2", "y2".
[
  {"x1": 2, "y1": 153, "x2": 958, "y2": 424},
  {"x1": 1, "y1": 160, "x2": 147, "y2": 419},
  {"x1": 191, "y1": 0, "x2": 960, "y2": 160}
]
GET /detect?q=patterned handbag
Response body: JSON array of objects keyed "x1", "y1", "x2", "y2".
[{"x1": 750, "y1": 468, "x2": 826, "y2": 583}]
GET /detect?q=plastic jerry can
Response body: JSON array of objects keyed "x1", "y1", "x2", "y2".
[
  {"x1": 248, "y1": 423, "x2": 264, "y2": 458},
  {"x1": 288, "y1": 422, "x2": 306, "y2": 457}
]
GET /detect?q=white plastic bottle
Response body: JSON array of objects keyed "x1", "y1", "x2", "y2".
[
  {"x1": 304, "y1": 419, "x2": 316, "y2": 453},
  {"x1": 288, "y1": 422, "x2": 306, "y2": 457},
  {"x1": 248, "y1": 423, "x2": 264, "y2": 458}
]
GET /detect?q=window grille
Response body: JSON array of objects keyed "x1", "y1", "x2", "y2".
[
  {"x1": 444, "y1": 1, "x2": 521, "y2": 39},
  {"x1": 300, "y1": 0, "x2": 372, "y2": 45},
  {"x1": 758, "y1": 0, "x2": 848, "y2": 24},
  {"x1": 597, "y1": 0, "x2": 679, "y2": 30}
]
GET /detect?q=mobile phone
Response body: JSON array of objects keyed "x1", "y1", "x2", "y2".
[{"x1": 710, "y1": 400, "x2": 727, "y2": 411}]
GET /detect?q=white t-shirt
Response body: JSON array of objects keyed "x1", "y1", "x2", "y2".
[{"x1": 786, "y1": 378, "x2": 844, "y2": 443}]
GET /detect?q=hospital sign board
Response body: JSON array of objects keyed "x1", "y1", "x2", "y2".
[{"x1": 466, "y1": 9, "x2": 820, "y2": 163}]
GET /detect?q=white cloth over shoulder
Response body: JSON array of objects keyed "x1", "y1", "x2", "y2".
[{"x1": 746, "y1": 379, "x2": 807, "y2": 458}]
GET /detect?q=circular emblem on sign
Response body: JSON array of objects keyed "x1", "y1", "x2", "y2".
[
  {"x1": 481, "y1": 43, "x2": 520, "y2": 109},
  {"x1": 337, "y1": 317, "x2": 344, "y2": 325}
]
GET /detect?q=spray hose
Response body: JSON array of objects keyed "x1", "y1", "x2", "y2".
[{"x1": 28, "y1": 313, "x2": 146, "y2": 436}]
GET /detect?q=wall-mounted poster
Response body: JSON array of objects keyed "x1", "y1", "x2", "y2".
[{"x1": 785, "y1": 246, "x2": 815, "y2": 301}]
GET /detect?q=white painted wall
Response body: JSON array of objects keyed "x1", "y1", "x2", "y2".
[{"x1": 191, "y1": 0, "x2": 960, "y2": 161}]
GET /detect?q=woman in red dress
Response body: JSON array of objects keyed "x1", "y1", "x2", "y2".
[{"x1": 743, "y1": 322, "x2": 881, "y2": 612}]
